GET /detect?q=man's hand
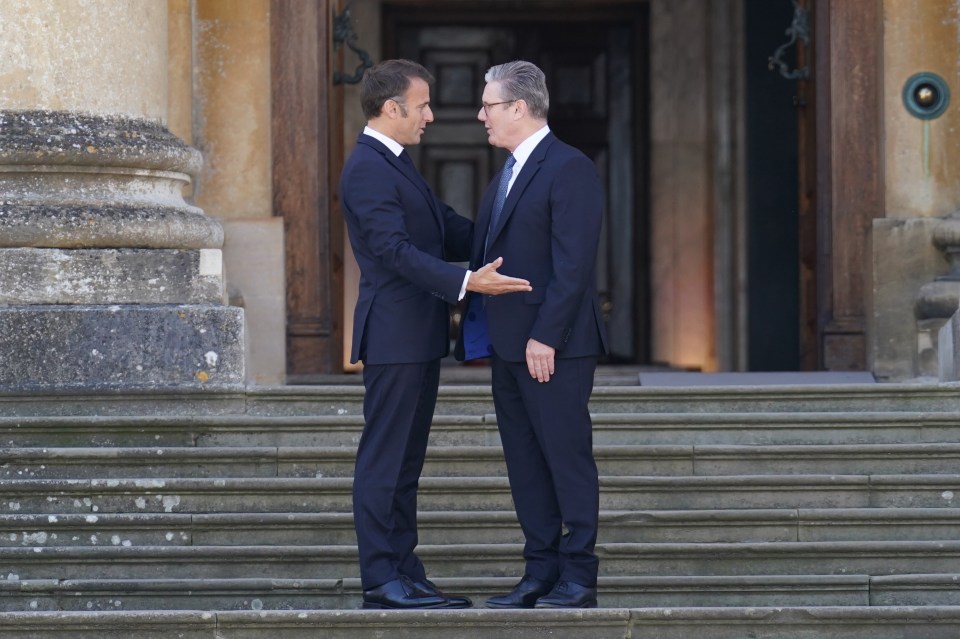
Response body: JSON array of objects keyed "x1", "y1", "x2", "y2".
[
  {"x1": 466, "y1": 257, "x2": 532, "y2": 295},
  {"x1": 526, "y1": 338, "x2": 555, "y2": 383}
]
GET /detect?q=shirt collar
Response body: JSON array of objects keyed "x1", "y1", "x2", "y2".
[
  {"x1": 364, "y1": 125, "x2": 404, "y2": 157},
  {"x1": 510, "y1": 125, "x2": 551, "y2": 171}
]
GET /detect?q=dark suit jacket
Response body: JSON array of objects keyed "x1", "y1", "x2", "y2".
[
  {"x1": 340, "y1": 133, "x2": 472, "y2": 365},
  {"x1": 457, "y1": 131, "x2": 608, "y2": 362}
]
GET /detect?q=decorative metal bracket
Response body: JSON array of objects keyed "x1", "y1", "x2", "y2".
[
  {"x1": 333, "y1": 2, "x2": 373, "y2": 85},
  {"x1": 768, "y1": 0, "x2": 810, "y2": 80}
]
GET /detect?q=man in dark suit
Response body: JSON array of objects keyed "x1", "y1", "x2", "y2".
[
  {"x1": 457, "y1": 60, "x2": 609, "y2": 609},
  {"x1": 340, "y1": 59, "x2": 531, "y2": 610}
]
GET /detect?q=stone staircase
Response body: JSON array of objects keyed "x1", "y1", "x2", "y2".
[{"x1": 3, "y1": 380, "x2": 960, "y2": 637}]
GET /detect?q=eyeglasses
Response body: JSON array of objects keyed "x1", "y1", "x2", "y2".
[{"x1": 481, "y1": 100, "x2": 517, "y2": 116}]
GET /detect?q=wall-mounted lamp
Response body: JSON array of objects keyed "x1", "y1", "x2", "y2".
[
  {"x1": 768, "y1": 0, "x2": 810, "y2": 80},
  {"x1": 902, "y1": 72, "x2": 950, "y2": 120},
  {"x1": 333, "y1": 2, "x2": 373, "y2": 85}
]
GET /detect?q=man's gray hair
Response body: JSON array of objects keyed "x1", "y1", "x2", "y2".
[{"x1": 485, "y1": 60, "x2": 549, "y2": 120}]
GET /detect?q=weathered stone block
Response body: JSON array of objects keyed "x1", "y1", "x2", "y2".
[
  {"x1": 0, "y1": 248, "x2": 224, "y2": 305},
  {"x1": 0, "y1": 305, "x2": 244, "y2": 390}
]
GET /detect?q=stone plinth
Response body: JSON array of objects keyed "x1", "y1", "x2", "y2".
[
  {"x1": 0, "y1": 305, "x2": 243, "y2": 390},
  {"x1": 868, "y1": 218, "x2": 948, "y2": 380}
]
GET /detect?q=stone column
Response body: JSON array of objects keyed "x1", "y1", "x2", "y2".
[
  {"x1": 0, "y1": 1, "x2": 243, "y2": 390},
  {"x1": 869, "y1": 0, "x2": 960, "y2": 379},
  {"x1": 649, "y1": 0, "x2": 717, "y2": 372}
]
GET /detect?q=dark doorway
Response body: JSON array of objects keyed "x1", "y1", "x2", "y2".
[
  {"x1": 383, "y1": 3, "x2": 650, "y2": 363},
  {"x1": 744, "y1": 1, "x2": 801, "y2": 370}
]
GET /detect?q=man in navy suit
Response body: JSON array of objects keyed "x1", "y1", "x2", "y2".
[
  {"x1": 457, "y1": 60, "x2": 609, "y2": 609},
  {"x1": 340, "y1": 59, "x2": 530, "y2": 610}
]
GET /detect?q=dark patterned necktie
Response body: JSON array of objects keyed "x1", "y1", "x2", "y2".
[
  {"x1": 399, "y1": 149, "x2": 430, "y2": 191},
  {"x1": 485, "y1": 154, "x2": 516, "y2": 254},
  {"x1": 399, "y1": 149, "x2": 413, "y2": 165}
]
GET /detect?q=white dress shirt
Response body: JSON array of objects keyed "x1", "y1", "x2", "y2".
[{"x1": 506, "y1": 125, "x2": 551, "y2": 195}]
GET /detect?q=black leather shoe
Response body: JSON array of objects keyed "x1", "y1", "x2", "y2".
[
  {"x1": 484, "y1": 575, "x2": 555, "y2": 609},
  {"x1": 412, "y1": 578, "x2": 473, "y2": 608},
  {"x1": 534, "y1": 580, "x2": 598, "y2": 608},
  {"x1": 362, "y1": 575, "x2": 448, "y2": 609}
]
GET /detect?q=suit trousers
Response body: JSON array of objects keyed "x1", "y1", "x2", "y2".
[
  {"x1": 491, "y1": 353, "x2": 600, "y2": 587},
  {"x1": 353, "y1": 359, "x2": 441, "y2": 590}
]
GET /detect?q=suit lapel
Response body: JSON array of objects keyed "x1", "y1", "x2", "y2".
[
  {"x1": 485, "y1": 133, "x2": 555, "y2": 250},
  {"x1": 358, "y1": 134, "x2": 444, "y2": 232}
]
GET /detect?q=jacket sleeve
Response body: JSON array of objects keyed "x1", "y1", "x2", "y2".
[
  {"x1": 441, "y1": 200, "x2": 474, "y2": 263},
  {"x1": 528, "y1": 154, "x2": 604, "y2": 349}
]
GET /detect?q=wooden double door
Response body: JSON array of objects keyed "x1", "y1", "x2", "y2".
[
  {"x1": 384, "y1": 5, "x2": 649, "y2": 363},
  {"x1": 275, "y1": 1, "x2": 881, "y2": 376}
]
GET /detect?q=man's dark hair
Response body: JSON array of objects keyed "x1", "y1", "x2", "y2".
[{"x1": 360, "y1": 59, "x2": 435, "y2": 119}]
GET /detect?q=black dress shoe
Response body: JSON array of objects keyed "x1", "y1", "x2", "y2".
[
  {"x1": 534, "y1": 580, "x2": 598, "y2": 608},
  {"x1": 412, "y1": 578, "x2": 473, "y2": 608},
  {"x1": 362, "y1": 575, "x2": 449, "y2": 609},
  {"x1": 484, "y1": 575, "x2": 555, "y2": 609}
]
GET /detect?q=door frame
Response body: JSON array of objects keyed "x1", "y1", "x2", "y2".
[
  {"x1": 812, "y1": 0, "x2": 883, "y2": 371},
  {"x1": 271, "y1": 0, "x2": 345, "y2": 378}
]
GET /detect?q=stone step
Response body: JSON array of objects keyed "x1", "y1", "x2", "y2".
[
  {"x1": 244, "y1": 383, "x2": 960, "y2": 416},
  {"x1": 3, "y1": 475, "x2": 960, "y2": 514},
  {"x1": 3, "y1": 383, "x2": 959, "y2": 418},
  {"x1": 6, "y1": 607, "x2": 960, "y2": 639},
  {"x1": 5, "y1": 541, "x2": 960, "y2": 581},
  {"x1": 693, "y1": 443, "x2": 960, "y2": 475},
  {"x1": 0, "y1": 445, "x2": 680, "y2": 479},
  {"x1": 7, "y1": 443, "x2": 960, "y2": 479},
  {"x1": 5, "y1": 411, "x2": 960, "y2": 449},
  {"x1": 4, "y1": 508, "x2": 960, "y2": 548},
  {"x1": 2, "y1": 574, "x2": 953, "y2": 611}
]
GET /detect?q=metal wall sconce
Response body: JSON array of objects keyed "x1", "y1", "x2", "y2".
[
  {"x1": 902, "y1": 72, "x2": 950, "y2": 120},
  {"x1": 768, "y1": 0, "x2": 810, "y2": 80},
  {"x1": 333, "y1": 2, "x2": 373, "y2": 85}
]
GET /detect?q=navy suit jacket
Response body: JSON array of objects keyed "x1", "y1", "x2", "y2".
[
  {"x1": 340, "y1": 133, "x2": 472, "y2": 365},
  {"x1": 457, "y1": 132, "x2": 609, "y2": 362}
]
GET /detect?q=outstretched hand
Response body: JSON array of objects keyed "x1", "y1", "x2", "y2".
[{"x1": 466, "y1": 257, "x2": 531, "y2": 295}]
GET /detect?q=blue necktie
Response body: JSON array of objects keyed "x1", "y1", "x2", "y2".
[{"x1": 486, "y1": 154, "x2": 516, "y2": 255}]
